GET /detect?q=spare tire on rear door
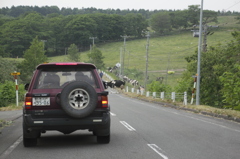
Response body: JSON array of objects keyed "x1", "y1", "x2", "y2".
[{"x1": 60, "y1": 81, "x2": 98, "y2": 118}]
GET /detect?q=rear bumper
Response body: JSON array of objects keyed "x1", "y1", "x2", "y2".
[{"x1": 23, "y1": 110, "x2": 110, "y2": 132}]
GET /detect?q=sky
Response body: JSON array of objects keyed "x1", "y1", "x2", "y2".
[{"x1": 0, "y1": 0, "x2": 240, "y2": 12}]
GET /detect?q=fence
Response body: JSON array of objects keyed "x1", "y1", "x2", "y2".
[{"x1": 125, "y1": 86, "x2": 188, "y2": 106}]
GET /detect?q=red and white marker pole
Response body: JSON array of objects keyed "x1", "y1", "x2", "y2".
[
  {"x1": 11, "y1": 71, "x2": 20, "y2": 106},
  {"x1": 14, "y1": 75, "x2": 18, "y2": 106},
  {"x1": 191, "y1": 75, "x2": 197, "y2": 105}
]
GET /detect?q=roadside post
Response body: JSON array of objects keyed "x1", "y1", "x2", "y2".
[
  {"x1": 191, "y1": 75, "x2": 197, "y2": 105},
  {"x1": 11, "y1": 71, "x2": 20, "y2": 106}
]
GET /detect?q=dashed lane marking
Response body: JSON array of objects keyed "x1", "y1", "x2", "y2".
[
  {"x1": 147, "y1": 144, "x2": 169, "y2": 159},
  {"x1": 120, "y1": 121, "x2": 136, "y2": 131}
]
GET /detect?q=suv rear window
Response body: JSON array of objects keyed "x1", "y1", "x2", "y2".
[{"x1": 34, "y1": 70, "x2": 97, "y2": 89}]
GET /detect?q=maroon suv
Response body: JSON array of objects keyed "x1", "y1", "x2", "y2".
[{"x1": 23, "y1": 62, "x2": 110, "y2": 147}]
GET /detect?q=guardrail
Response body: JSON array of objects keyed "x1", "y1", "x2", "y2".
[{"x1": 125, "y1": 86, "x2": 188, "y2": 106}]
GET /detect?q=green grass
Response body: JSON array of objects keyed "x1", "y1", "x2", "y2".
[
  {"x1": 50, "y1": 29, "x2": 237, "y2": 87},
  {"x1": 7, "y1": 16, "x2": 240, "y2": 88},
  {"x1": 78, "y1": 30, "x2": 237, "y2": 86},
  {"x1": 4, "y1": 57, "x2": 24, "y2": 62},
  {"x1": 216, "y1": 16, "x2": 240, "y2": 29},
  {"x1": 0, "y1": 103, "x2": 23, "y2": 111}
]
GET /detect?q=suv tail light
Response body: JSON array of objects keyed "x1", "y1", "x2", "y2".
[
  {"x1": 25, "y1": 97, "x2": 32, "y2": 109},
  {"x1": 101, "y1": 96, "x2": 108, "y2": 108}
]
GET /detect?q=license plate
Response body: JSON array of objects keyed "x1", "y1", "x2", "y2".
[{"x1": 33, "y1": 97, "x2": 50, "y2": 106}]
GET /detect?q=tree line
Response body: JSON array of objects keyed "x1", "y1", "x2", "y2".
[
  {"x1": 1, "y1": 5, "x2": 239, "y2": 18},
  {"x1": 0, "y1": 5, "x2": 221, "y2": 58},
  {"x1": 0, "y1": 12, "x2": 148, "y2": 58}
]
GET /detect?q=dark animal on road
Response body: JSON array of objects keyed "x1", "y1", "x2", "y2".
[{"x1": 106, "y1": 80, "x2": 125, "y2": 89}]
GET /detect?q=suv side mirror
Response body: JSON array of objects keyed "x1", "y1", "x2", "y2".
[{"x1": 24, "y1": 83, "x2": 29, "y2": 91}]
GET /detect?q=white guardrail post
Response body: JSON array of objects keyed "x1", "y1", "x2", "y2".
[
  {"x1": 137, "y1": 89, "x2": 140, "y2": 94},
  {"x1": 160, "y1": 92, "x2": 164, "y2": 100},
  {"x1": 171, "y1": 92, "x2": 175, "y2": 102},
  {"x1": 183, "y1": 91, "x2": 187, "y2": 105},
  {"x1": 131, "y1": 88, "x2": 134, "y2": 93},
  {"x1": 153, "y1": 92, "x2": 156, "y2": 98},
  {"x1": 146, "y1": 91, "x2": 150, "y2": 97}
]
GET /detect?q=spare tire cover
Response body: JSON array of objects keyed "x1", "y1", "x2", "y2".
[{"x1": 60, "y1": 81, "x2": 98, "y2": 118}]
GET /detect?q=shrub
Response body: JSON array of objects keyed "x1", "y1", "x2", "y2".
[
  {"x1": 0, "y1": 81, "x2": 25, "y2": 107},
  {"x1": 147, "y1": 81, "x2": 172, "y2": 93},
  {"x1": 0, "y1": 57, "x2": 21, "y2": 83}
]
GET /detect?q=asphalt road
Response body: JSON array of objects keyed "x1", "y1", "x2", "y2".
[{"x1": 1, "y1": 91, "x2": 240, "y2": 159}]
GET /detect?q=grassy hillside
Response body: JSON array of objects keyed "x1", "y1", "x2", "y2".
[
  {"x1": 14, "y1": 16, "x2": 240, "y2": 88},
  {"x1": 49, "y1": 16, "x2": 239, "y2": 87}
]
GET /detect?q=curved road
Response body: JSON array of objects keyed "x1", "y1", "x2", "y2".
[{"x1": 1, "y1": 91, "x2": 240, "y2": 159}]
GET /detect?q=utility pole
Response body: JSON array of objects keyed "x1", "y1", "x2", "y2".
[
  {"x1": 202, "y1": 24, "x2": 208, "y2": 52},
  {"x1": 202, "y1": 25, "x2": 218, "y2": 52},
  {"x1": 89, "y1": 37, "x2": 97, "y2": 46},
  {"x1": 65, "y1": 47, "x2": 68, "y2": 55},
  {"x1": 89, "y1": 37, "x2": 97, "y2": 51},
  {"x1": 195, "y1": 1, "x2": 218, "y2": 105},
  {"x1": 196, "y1": 0, "x2": 204, "y2": 105},
  {"x1": 41, "y1": 40, "x2": 47, "y2": 51},
  {"x1": 193, "y1": 24, "x2": 218, "y2": 53},
  {"x1": 120, "y1": 47, "x2": 122, "y2": 76},
  {"x1": 65, "y1": 47, "x2": 68, "y2": 60},
  {"x1": 121, "y1": 35, "x2": 129, "y2": 77},
  {"x1": 144, "y1": 32, "x2": 150, "y2": 90},
  {"x1": 127, "y1": 51, "x2": 130, "y2": 69}
]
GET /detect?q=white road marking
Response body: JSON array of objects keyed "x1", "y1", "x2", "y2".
[
  {"x1": 116, "y1": 94, "x2": 240, "y2": 133},
  {"x1": 179, "y1": 114, "x2": 240, "y2": 133},
  {"x1": 120, "y1": 121, "x2": 136, "y2": 131},
  {"x1": 110, "y1": 112, "x2": 116, "y2": 116},
  {"x1": 0, "y1": 136, "x2": 23, "y2": 159},
  {"x1": 147, "y1": 144, "x2": 169, "y2": 159}
]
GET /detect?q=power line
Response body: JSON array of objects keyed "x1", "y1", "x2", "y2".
[{"x1": 225, "y1": 1, "x2": 240, "y2": 11}]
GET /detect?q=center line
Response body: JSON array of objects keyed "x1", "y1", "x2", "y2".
[
  {"x1": 120, "y1": 121, "x2": 136, "y2": 131},
  {"x1": 148, "y1": 144, "x2": 169, "y2": 159}
]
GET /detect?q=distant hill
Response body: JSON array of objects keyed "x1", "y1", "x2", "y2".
[{"x1": 48, "y1": 16, "x2": 239, "y2": 86}]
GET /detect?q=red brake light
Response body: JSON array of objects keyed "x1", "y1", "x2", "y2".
[
  {"x1": 101, "y1": 96, "x2": 108, "y2": 108},
  {"x1": 56, "y1": 63, "x2": 78, "y2": 65},
  {"x1": 25, "y1": 97, "x2": 32, "y2": 109}
]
